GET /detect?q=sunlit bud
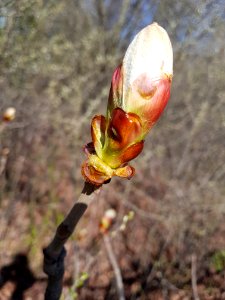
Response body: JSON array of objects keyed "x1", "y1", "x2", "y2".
[
  {"x1": 82, "y1": 23, "x2": 173, "y2": 185},
  {"x1": 99, "y1": 209, "x2": 117, "y2": 234},
  {"x1": 123, "y1": 22, "x2": 173, "y2": 95},
  {"x1": 109, "y1": 22, "x2": 173, "y2": 134},
  {"x1": 2, "y1": 107, "x2": 16, "y2": 122}
]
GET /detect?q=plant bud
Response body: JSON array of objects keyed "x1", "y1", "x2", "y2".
[
  {"x1": 82, "y1": 23, "x2": 173, "y2": 185},
  {"x1": 3, "y1": 107, "x2": 16, "y2": 122}
]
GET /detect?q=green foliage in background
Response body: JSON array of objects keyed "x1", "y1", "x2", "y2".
[{"x1": 212, "y1": 250, "x2": 225, "y2": 272}]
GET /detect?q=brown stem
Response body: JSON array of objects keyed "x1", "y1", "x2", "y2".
[{"x1": 43, "y1": 181, "x2": 99, "y2": 300}]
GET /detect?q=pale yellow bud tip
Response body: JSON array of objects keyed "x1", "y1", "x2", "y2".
[
  {"x1": 105, "y1": 209, "x2": 117, "y2": 220},
  {"x1": 123, "y1": 22, "x2": 173, "y2": 89},
  {"x1": 3, "y1": 107, "x2": 16, "y2": 122}
]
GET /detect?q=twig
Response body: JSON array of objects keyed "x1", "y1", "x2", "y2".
[
  {"x1": 103, "y1": 234, "x2": 125, "y2": 300},
  {"x1": 43, "y1": 181, "x2": 99, "y2": 300},
  {"x1": 191, "y1": 254, "x2": 200, "y2": 300}
]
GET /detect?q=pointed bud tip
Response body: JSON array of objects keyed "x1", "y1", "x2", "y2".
[
  {"x1": 123, "y1": 22, "x2": 173, "y2": 87},
  {"x1": 141, "y1": 22, "x2": 173, "y2": 77}
]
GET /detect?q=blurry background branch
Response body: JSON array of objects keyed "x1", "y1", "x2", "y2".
[{"x1": 104, "y1": 234, "x2": 125, "y2": 300}]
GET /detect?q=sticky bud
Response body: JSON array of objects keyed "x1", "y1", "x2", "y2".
[{"x1": 82, "y1": 23, "x2": 173, "y2": 185}]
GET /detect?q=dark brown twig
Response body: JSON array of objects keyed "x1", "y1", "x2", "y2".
[{"x1": 43, "y1": 181, "x2": 99, "y2": 300}]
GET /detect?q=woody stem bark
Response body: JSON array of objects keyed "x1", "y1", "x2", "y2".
[{"x1": 43, "y1": 181, "x2": 99, "y2": 300}]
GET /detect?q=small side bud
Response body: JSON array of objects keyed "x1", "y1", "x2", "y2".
[
  {"x1": 2, "y1": 107, "x2": 16, "y2": 122},
  {"x1": 99, "y1": 209, "x2": 117, "y2": 234}
]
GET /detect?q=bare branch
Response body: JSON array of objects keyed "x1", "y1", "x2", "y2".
[
  {"x1": 191, "y1": 254, "x2": 200, "y2": 300},
  {"x1": 104, "y1": 234, "x2": 125, "y2": 300}
]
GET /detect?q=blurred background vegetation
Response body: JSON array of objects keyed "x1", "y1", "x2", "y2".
[{"x1": 0, "y1": 0, "x2": 225, "y2": 299}]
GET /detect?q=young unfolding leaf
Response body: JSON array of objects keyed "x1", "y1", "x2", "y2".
[{"x1": 82, "y1": 23, "x2": 173, "y2": 185}]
